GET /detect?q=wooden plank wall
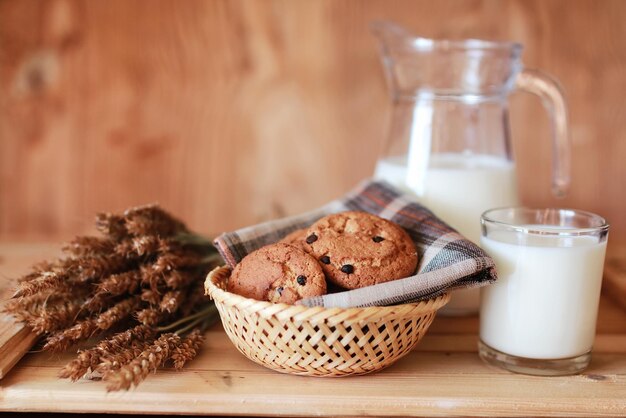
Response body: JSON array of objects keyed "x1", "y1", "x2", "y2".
[{"x1": 1, "y1": 0, "x2": 625, "y2": 242}]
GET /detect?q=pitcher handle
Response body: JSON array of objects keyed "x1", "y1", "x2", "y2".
[{"x1": 515, "y1": 69, "x2": 571, "y2": 197}]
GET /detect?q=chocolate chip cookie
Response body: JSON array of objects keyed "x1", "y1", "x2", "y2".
[
  {"x1": 302, "y1": 211, "x2": 417, "y2": 289},
  {"x1": 228, "y1": 243, "x2": 327, "y2": 304}
]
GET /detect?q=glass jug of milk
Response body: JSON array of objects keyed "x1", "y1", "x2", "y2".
[{"x1": 371, "y1": 21, "x2": 571, "y2": 315}]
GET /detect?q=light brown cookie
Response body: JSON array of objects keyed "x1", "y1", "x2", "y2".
[
  {"x1": 278, "y1": 228, "x2": 307, "y2": 250},
  {"x1": 228, "y1": 243, "x2": 327, "y2": 304},
  {"x1": 302, "y1": 211, "x2": 417, "y2": 289}
]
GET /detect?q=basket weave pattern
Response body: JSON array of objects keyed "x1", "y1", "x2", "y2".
[{"x1": 205, "y1": 266, "x2": 450, "y2": 377}]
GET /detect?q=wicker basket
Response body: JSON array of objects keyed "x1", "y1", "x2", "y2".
[{"x1": 204, "y1": 266, "x2": 450, "y2": 377}]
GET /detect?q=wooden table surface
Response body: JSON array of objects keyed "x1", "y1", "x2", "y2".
[{"x1": 0, "y1": 243, "x2": 625, "y2": 417}]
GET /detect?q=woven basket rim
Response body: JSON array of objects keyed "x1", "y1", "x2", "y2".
[{"x1": 204, "y1": 265, "x2": 450, "y2": 325}]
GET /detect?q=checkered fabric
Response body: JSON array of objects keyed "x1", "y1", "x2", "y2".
[{"x1": 214, "y1": 180, "x2": 497, "y2": 308}]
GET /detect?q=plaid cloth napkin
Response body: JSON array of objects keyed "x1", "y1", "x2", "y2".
[{"x1": 214, "y1": 180, "x2": 497, "y2": 308}]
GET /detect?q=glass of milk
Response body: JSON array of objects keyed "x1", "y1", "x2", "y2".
[{"x1": 478, "y1": 207, "x2": 609, "y2": 375}]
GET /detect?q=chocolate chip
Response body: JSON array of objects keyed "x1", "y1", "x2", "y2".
[
  {"x1": 306, "y1": 234, "x2": 318, "y2": 244},
  {"x1": 319, "y1": 255, "x2": 330, "y2": 264},
  {"x1": 297, "y1": 275, "x2": 307, "y2": 285},
  {"x1": 372, "y1": 236, "x2": 385, "y2": 243},
  {"x1": 340, "y1": 264, "x2": 354, "y2": 274},
  {"x1": 277, "y1": 287, "x2": 284, "y2": 295}
]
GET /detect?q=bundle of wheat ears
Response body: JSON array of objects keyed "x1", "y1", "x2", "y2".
[{"x1": 3, "y1": 205, "x2": 221, "y2": 391}]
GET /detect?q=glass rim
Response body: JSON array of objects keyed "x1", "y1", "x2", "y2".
[
  {"x1": 481, "y1": 207, "x2": 609, "y2": 236},
  {"x1": 370, "y1": 21, "x2": 523, "y2": 53},
  {"x1": 406, "y1": 38, "x2": 523, "y2": 53}
]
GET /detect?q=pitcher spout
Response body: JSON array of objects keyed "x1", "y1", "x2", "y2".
[
  {"x1": 370, "y1": 20, "x2": 439, "y2": 53},
  {"x1": 370, "y1": 20, "x2": 414, "y2": 46}
]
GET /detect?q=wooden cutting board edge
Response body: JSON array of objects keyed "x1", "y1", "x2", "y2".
[
  {"x1": 0, "y1": 326, "x2": 38, "y2": 379},
  {"x1": 0, "y1": 286, "x2": 39, "y2": 380},
  {"x1": 603, "y1": 245, "x2": 626, "y2": 310}
]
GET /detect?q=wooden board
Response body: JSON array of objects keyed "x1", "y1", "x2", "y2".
[
  {"x1": 1, "y1": 0, "x2": 626, "y2": 244},
  {"x1": 0, "y1": 308, "x2": 38, "y2": 379},
  {"x1": 0, "y1": 243, "x2": 625, "y2": 416},
  {"x1": 0, "y1": 243, "x2": 60, "y2": 379},
  {"x1": 604, "y1": 245, "x2": 626, "y2": 310}
]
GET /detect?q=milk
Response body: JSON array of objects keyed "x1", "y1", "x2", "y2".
[
  {"x1": 479, "y1": 229, "x2": 607, "y2": 359},
  {"x1": 374, "y1": 153, "x2": 519, "y2": 314}
]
